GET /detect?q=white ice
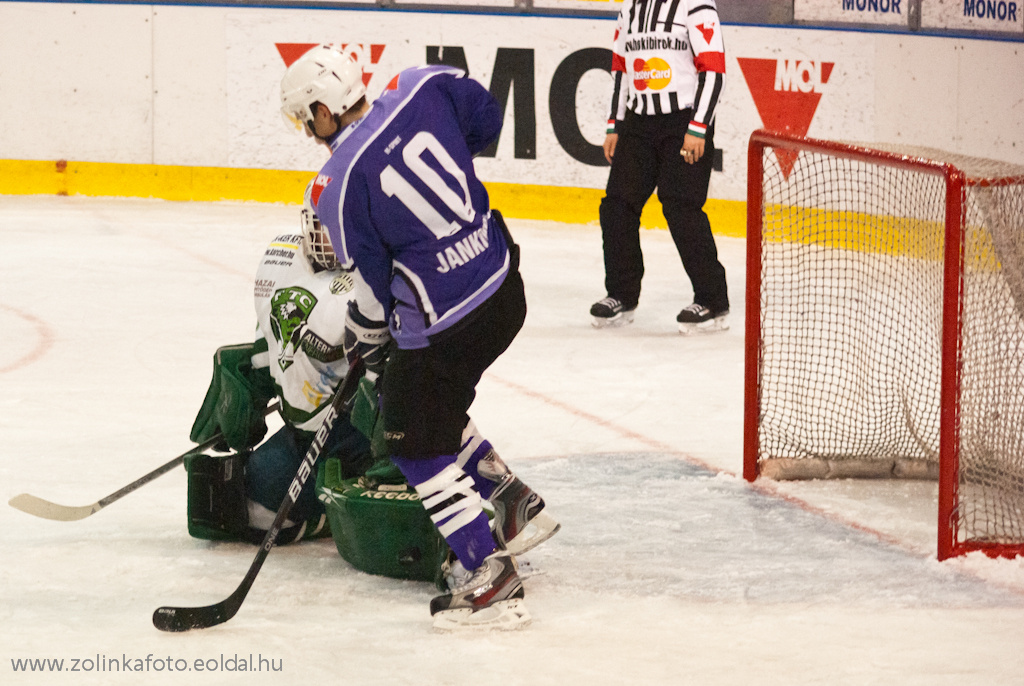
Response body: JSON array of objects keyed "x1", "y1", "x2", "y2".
[{"x1": 1, "y1": 195, "x2": 1023, "y2": 685}]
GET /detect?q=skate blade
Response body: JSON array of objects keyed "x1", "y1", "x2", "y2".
[
  {"x1": 432, "y1": 599, "x2": 532, "y2": 632},
  {"x1": 678, "y1": 315, "x2": 729, "y2": 336},
  {"x1": 591, "y1": 311, "x2": 635, "y2": 329},
  {"x1": 504, "y1": 513, "x2": 561, "y2": 556},
  {"x1": 515, "y1": 556, "x2": 544, "y2": 580}
]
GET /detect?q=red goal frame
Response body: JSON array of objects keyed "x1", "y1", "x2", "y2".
[{"x1": 742, "y1": 128, "x2": 1024, "y2": 561}]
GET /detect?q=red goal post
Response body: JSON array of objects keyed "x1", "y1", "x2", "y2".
[{"x1": 743, "y1": 129, "x2": 1024, "y2": 560}]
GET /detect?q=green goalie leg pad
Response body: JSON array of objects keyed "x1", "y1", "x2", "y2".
[
  {"x1": 316, "y1": 457, "x2": 449, "y2": 582},
  {"x1": 185, "y1": 452, "x2": 249, "y2": 541}
]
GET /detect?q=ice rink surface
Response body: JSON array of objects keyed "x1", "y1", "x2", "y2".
[{"x1": 2, "y1": 195, "x2": 1023, "y2": 685}]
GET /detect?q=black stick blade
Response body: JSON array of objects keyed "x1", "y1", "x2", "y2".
[
  {"x1": 149, "y1": 370, "x2": 359, "y2": 632},
  {"x1": 152, "y1": 600, "x2": 236, "y2": 632}
]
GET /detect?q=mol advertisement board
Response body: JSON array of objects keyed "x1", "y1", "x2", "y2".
[
  {"x1": 3, "y1": 3, "x2": 1019, "y2": 207},
  {"x1": 226, "y1": 10, "x2": 618, "y2": 191},
  {"x1": 226, "y1": 10, "x2": 876, "y2": 202}
]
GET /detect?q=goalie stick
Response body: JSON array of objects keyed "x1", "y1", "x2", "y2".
[
  {"x1": 153, "y1": 358, "x2": 365, "y2": 632},
  {"x1": 8, "y1": 401, "x2": 282, "y2": 522}
]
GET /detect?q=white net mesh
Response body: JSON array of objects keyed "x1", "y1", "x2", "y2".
[
  {"x1": 959, "y1": 177, "x2": 1024, "y2": 548},
  {"x1": 752, "y1": 137, "x2": 1024, "y2": 555}
]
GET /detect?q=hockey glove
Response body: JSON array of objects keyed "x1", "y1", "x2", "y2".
[
  {"x1": 191, "y1": 342, "x2": 277, "y2": 451},
  {"x1": 349, "y1": 375, "x2": 389, "y2": 461},
  {"x1": 343, "y1": 301, "x2": 391, "y2": 376}
]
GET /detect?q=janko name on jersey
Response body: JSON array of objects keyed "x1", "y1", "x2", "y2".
[{"x1": 434, "y1": 224, "x2": 490, "y2": 273}]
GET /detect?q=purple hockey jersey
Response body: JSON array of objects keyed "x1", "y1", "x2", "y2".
[{"x1": 314, "y1": 65, "x2": 509, "y2": 350}]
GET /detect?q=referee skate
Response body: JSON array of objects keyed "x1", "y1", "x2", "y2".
[{"x1": 676, "y1": 303, "x2": 730, "y2": 335}]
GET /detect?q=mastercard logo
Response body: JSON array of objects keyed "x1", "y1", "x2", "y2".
[{"x1": 633, "y1": 57, "x2": 672, "y2": 91}]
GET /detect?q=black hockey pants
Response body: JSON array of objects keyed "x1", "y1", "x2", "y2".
[{"x1": 599, "y1": 109, "x2": 729, "y2": 312}]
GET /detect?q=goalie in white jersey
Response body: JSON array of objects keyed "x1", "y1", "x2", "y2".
[{"x1": 184, "y1": 181, "x2": 375, "y2": 546}]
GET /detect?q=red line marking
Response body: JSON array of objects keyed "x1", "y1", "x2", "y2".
[
  {"x1": 487, "y1": 373, "x2": 719, "y2": 473},
  {"x1": 490, "y1": 372, "x2": 905, "y2": 541},
  {"x1": 487, "y1": 372, "x2": 1024, "y2": 596},
  {"x1": 0, "y1": 303, "x2": 56, "y2": 374}
]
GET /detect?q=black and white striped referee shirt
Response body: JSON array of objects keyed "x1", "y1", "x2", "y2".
[{"x1": 607, "y1": 0, "x2": 726, "y2": 140}]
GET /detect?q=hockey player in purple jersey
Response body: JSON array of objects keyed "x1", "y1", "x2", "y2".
[{"x1": 280, "y1": 44, "x2": 559, "y2": 630}]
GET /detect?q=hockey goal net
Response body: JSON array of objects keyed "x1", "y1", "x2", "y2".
[{"x1": 744, "y1": 129, "x2": 1024, "y2": 560}]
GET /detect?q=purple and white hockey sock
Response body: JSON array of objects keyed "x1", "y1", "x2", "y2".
[
  {"x1": 391, "y1": 454, "x2": 496, "y2": 570},
  {"x1": 455, "y1": 421, "x2": 510, "y2": 501}
]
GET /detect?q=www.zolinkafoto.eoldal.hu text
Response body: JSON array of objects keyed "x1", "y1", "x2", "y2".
[{"x1": 10, "y1": 653, "x2": 283, "y2": 673}]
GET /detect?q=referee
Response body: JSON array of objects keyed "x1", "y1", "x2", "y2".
[{"x1": 590, "y1": 0, "x2": 731, "y2": 334}]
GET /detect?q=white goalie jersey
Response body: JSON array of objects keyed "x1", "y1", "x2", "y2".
[{"x1": 252, "y1": 233, "x2": 356, "y2": 433}]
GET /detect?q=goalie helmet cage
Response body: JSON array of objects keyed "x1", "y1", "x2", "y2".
[{"x1": 743, "y1": 129, "x2": 1024, "y2": 561}]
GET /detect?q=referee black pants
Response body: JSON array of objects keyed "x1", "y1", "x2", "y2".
[{"x1": 599, "y1": 109, "x2": 729, "y2": 312}]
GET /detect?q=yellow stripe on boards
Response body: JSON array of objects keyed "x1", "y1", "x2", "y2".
[
  {"x1": 0, "y1": 159, "x2": 747, "y2": 237},
  {"x1": 761, "y1": 203, "x2": 947, "y2": 261},
  {"x1": 759, "y1": 203, "x2": 1001, "y2": 272},
  {"x1": 475, "y1": 181, "x2": 746, "y2": 237},
  {"x1": 0, "y1": 160, "x2": 313, "y2": 203}
]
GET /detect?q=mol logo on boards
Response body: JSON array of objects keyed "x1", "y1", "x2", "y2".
[{"x1": 737, "y1": 57, "x2": 835, "y2": 178}]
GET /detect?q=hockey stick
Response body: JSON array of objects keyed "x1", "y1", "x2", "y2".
[
  {"x1": 153, "y1": 358, "x2": 365, "y2": 632},
  {"x1": 8, "y1": 401, "x2": 282, "y2": 522}
]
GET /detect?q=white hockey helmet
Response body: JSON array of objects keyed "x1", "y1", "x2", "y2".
[
  {"x1": 280, "y1": 44, "x2": 367, "y2": 132},
  {"x1": 301, "y1": 179, "x2": 339, "y2": 271}
]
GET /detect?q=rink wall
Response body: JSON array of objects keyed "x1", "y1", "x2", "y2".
[{"x1": 0, "y1": 1, "x2": 1022, "y2": 234}]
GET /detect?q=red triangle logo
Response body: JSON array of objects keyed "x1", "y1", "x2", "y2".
[
  {"x1": 737, "y1": 57, "x2": 834, "y2": 179},
  {"x1": 275, "y1": 43, "x2": 387, "y2": 88},
  {"x1": 276, "y1": 43, "x2": 318, "y2": 68},
  {"x1": 695, "y1": 22, "x2": 716, "y2": 44}
]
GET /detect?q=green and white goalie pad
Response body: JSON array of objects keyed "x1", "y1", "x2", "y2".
[
  {"x1": 317, "y1": 457, "x2": 449, "y2": 584},
  {"x1": 191, "y1": 341, "x2": 277, "y2": 452}
]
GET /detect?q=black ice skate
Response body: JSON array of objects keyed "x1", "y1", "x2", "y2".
[
  {"x1": 590, "y1": 296, "x2": 636, "y2": 328},
  {"x1": 430, "y1": 553, "x2": 531, "y2": 631},
  {"x1": 477, "y1": 449, "x2": 561, "y2": 555},
  {"x1": 676, "y1": 303, "x2": 729, "y2": 335},
  {"x1": 490, "y1": 473, "x2": 561, "y2": 555}
]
